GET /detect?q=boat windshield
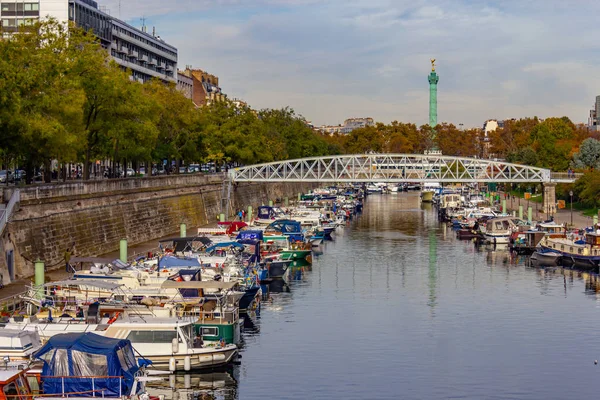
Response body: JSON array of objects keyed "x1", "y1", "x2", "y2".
[{"x1": 180, "y1": 324, "x2": 193, "y2": 346}]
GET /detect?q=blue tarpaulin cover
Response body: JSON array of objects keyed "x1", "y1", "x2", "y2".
[
  {"x1": 35, "y1": 332, "x2": 139, "y2": 397},
  {"x1": 237, "y1": 230, "x2": 264, "y2": 241},
  {"x1": 158, "y1": 255, "x2": 201, "y2": 268}
]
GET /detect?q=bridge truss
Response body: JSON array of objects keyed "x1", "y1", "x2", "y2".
[{"x1": 229, "y1": 154, "x2": 571, "y2": 183}]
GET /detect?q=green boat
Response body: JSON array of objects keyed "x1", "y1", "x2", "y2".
[
  {"x1": 163, "y1": 280, "x2": 244, "y2": 346},
  {"x1": 263, "y1": 235, "x2": 312, "y2": 262}
]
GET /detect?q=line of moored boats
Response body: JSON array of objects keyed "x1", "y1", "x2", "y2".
[
  {"x1": 0, "y1": 186, "x2": 364, "y2": 399},
  {"x1": 435, "y1": 188, "x2": 600, "y2": 271}
]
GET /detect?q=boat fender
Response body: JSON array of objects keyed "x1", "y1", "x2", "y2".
[
  {"x1": 172, "y1": 338, "x2": 179, "y2": 353},
  {"x1": 107, "y1": 312, "x2": 120, "y2": 324},
  {"x1": 184, "y1": 356, "x2": 191, "y2": 371},
  {"x1": 169, "y1": 357, "x2": 176, "y2": 372}
]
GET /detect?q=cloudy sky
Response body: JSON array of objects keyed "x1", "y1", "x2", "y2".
[{"x1": 102, "y1": 0, "x2": 599, "y2": 128}]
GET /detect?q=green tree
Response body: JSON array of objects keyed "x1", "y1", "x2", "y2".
[{"x1": 572, "y1": 138, "x2": 600, "y2": 170}]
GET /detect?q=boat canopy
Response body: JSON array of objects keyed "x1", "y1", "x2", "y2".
[
  {"x1": 161, "y1": 280, "x2": 238, "y2": 290},
  {"x1": 205, "y1": 242, "x2": 245, "y2": 253},
  {"x1": 159, "y1": 236, "x2": 213, "y2": 253},
  {"x1": 158, "y1": 256, "x2": 201, "y2": 269},
  {"x1": 43, "y1": 280, "x2": 122, "y2": 291},
  {"x1": 34, "y1": 332, "x2": 139, "y2": 397}
]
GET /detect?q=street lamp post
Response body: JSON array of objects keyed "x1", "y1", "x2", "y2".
[{"x1": 570, "y1": 190, "x2": 573, "y2": 227}]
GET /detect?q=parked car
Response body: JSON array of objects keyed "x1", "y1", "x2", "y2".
[
  {"x1": 122, "y1": 168, "x2": 135, "y2": 177},
  {"x1": 13, "y1": 170, "x2": 25, "y2": 182},
  {"x1": 0, "y1": 170, "x2": 14, "y2": 183}
]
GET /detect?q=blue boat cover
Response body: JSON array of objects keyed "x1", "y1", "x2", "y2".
[
  {"x1": 35, "y1": 332, "x2": 139, "y2": 397},
  {"x1": 237, "y1": 230, "x2": 264, "y2": 241},
  {"x1": 158, "y1": 255, "x2": 201, "y2": 268},
  {"x1": 205, "y1": 241, "x2": 244, "y2": 253},
  {"x1": 257, "y1": 206, "x2": 276, "y2": 219}
]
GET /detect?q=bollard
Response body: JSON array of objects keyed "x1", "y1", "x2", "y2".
[
  {"x1": 284, "y1": 197, "x2": 289, "y2": 207},
  {"x1": 269, "y1": 200, "x2": 273, "y2": 207},
  {"x1": 34, "y1": 260, "x2": 45, "y2": 299},
  {"x1": 119, "y1": 239, "x2": 127, "y2": 263},
  {"x1": 519, "y1": 205, "x2": 523, "y2": 219},
  {"x1": 528, "y1": 207, "x2": 533, "y2": 223},
  {"x1": 247, "y1": 206, "x2": 253, "y2": 222},
  {"x1": 219, "y1": 213, "x2": 225, "y2": 223},
  {"x1": 180, "y1": 223, "x2": 186, "y2": 238},
  {"x1": 502, "y1": 199, "x2": 507, "y2": 214}
]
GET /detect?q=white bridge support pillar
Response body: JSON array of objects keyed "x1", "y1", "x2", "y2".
[{"x1": 543, "y1": 183, "x2": 557, "y2": 217}]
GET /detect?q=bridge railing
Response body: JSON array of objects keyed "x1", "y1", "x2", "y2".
[{"x1": 550, "y1": 172, "x2": 582, "y2": 182}]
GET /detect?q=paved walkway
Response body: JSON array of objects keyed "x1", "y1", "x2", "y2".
[{"x1": 502, "y1": 194, "x2": 594, "y2": 229}]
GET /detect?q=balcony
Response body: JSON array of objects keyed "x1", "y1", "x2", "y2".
[
  {"x1": 156, "y1": 61, "x2": 164, "y2": 70},
  {"x1": 165, "y1": 65, "x2": 173, "y2": 72},
  {"x1": 148, "y1": 58, "x2": 157, "y2": 65},
  {"x1": 118, "y1": 46, "x2": 128, "y2": 54},
  {"x1": 129, "y1": 50, "x2": 139, "y2": 58},
  {"x1": 141, "y1": 55, "x2": 148, "y2": 63}
]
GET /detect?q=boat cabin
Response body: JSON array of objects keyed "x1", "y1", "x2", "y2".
[
  {"x1": 537, "y1": 223, "x2": 567, "y2": 238},
  {"x1": 585, "y1": 233, "x2": 600, "y2": 246},
  {"x1": 0, "y1": 370, "x2": 34, "y2": 400},
  {"x1": 265, "y1": 220, "x2": 304, "y2": 242},
  {"x1": 485, "y1": 217, "x2": 517, "y2": 234}
]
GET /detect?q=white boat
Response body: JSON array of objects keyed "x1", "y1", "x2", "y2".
[
  {"x1": 484, "y1": 217, "x2": 518, "y2": 244},
  {"x1": 366, "y1": 184, "x2": 383, "y2": 193},
  {"x1": 0, "y1": 329, "x2": 42, "y2": 368},
  {"x1": 4, "y1": 316, "x2": 238, "y2": 371}
]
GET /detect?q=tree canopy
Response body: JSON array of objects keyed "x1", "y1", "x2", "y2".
[{"x1": 0, "y1": 20, "x2": 334, "y2": 182}]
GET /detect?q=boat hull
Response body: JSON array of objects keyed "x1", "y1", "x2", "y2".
[
  {"x1": 421, "y1": 191, "x2": 434, "y2": 202},
  {"x1": 141, "y1": 346, "x2": 238, "y2": 371},
  {"x1": 280, "y1": 249, "x2": 312, "y2": 261}
]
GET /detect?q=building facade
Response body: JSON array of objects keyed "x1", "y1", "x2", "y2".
[
  {"x1": 178, "y1": 68, "x2": 226, "y2": 107},
  {"x1": 176, "y1": 69, "x2": 193, "y2": 101},
  {"x1": 340, "y1": 117, "x2": 374, "y2": 134},
  {"x1": 1, "y1": 0, "x2": 177, "y2": 83},
  {"x1": 589, "y1": 95, "x2": 600, "y2": 132}
]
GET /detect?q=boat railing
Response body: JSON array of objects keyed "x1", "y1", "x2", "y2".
[
  {"x1": 0, "y1": 291, "x2": 28, "y2": 314},
  {"x1": 37, "y1": 375, "x2": 125, "y2": 397},
  {"x1": 181, "y1": 308, "x2": 238, "y2": 324}
]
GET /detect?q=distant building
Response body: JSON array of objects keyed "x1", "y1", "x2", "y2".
[
  {"x1": 319, "y1": 125, "x2": 343, "y2": 135},
  {"x1": 340, "y1": 117, "x2": 374, "y2": 134},
  {"x1": 178, "y1": 68, "x2": 226, "y2": 107},
  {"x1": 319, "y1": 117, "x2": 374, "y2": 136},
  {"x1": 589, "y1": 95, "x2": 600, "y2": 131},
  {"x1": 176, "y1": 69, "x2": 193, "y2": 101},
  {"x1": 0, "y1": 0, "x2": 178, "y2": 83}
]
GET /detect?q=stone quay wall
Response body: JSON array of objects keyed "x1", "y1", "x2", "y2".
[{"x1": 0, "y1": 175, "x2": 315, "y2": 283}]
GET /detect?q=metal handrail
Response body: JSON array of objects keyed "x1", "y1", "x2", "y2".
[{"x1": 0, "y1": 189, "x2": 19, "y2": 236}]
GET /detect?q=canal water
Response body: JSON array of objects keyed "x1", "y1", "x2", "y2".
[{"x1": 186, "y1": 193, "x2": 600, "y2": 399}]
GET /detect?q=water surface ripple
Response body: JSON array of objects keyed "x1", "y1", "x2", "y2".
[{"x1": 207, "y1": 194, "x2": 600, "y2": 399}]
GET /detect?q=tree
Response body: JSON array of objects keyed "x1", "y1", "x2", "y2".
[{"x1": 573, "y1": 138, "x2": 600, "y2": 170}]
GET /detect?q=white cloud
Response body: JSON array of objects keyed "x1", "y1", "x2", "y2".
[{"x1": 103, "y1": 0, "x2": 600, "y2": 126}]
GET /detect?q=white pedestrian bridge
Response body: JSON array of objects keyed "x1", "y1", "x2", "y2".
[{"x1": 229, "y1": 154, "x2": 577, "y2": 184}]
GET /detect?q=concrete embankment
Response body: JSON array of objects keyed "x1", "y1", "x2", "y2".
[{"x1": 0, "y1": 174, "x2": 315, "y2": 285}]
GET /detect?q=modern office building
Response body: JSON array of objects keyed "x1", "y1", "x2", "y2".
[{"x1": 0, "y1": 0, "x2": 177, "y2": 83}]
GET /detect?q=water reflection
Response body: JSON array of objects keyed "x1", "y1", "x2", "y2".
[
  {"x1": 170, "y1": 194, "x2": 600, "y2": 399},
  {"x1": 146, "y1": 370, "x2": 239, "y2": 400}
]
